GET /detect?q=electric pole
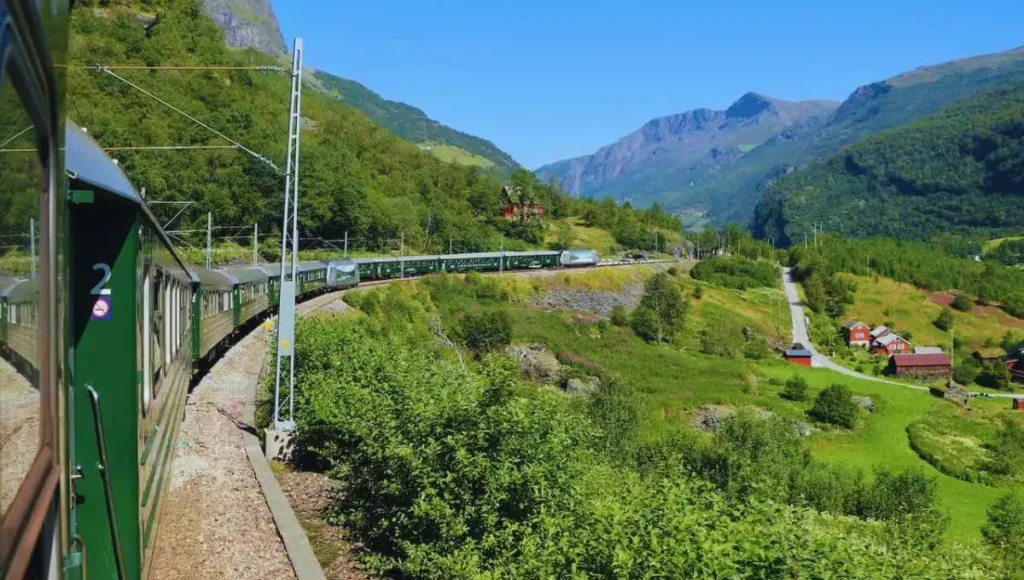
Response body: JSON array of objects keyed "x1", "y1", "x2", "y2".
[
  {"x1": 272, "y1": 37, "x2": 304, "y2": 437},
  {"x1": 343, "y1": 230, "x2": 348, "y2": 257},
  {"x1": 252, "y1": 223, "x2": 258, "y2": 266}
]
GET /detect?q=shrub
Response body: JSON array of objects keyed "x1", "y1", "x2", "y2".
[
  {"x1": 983, "y1": 492, "x2": 1024, "y2": 574},
  {"x1": 934, "y1": 308, "x2": 954, "y2": 331},
  {"x1": 630, "y1": 273, "x2": 687, "y2": 343},
  {"x1": 690, "y1": 255, "x2": 777, "y2": 289},
  {"x1": 667, "y1": 266, "x2": 679, "y2": 277},
  {"x1": 609, "y1": 303, "x2": 629, "y2": 326},
  {"x1": 742, "y1": 336, "x2": 772, "y2": 360},
  {"x1": 952, "y1": 294, "x2": 974, "y2": 312},
  {"x1": 692, "y1": 284, "x2": 704, "y2": 299},
  {"x1": 978, "y1": 360, "x2": 1012, "y2": 391},
  {"x1": 810, "y1": 384, "x2": 858, "y2": 428},
  {"x1": 952, "y1": 358, "x2": 981, "y2": 385},
  {"x1": 459, "y1": 310, "x2": 512, "y2": 355},
  {"x1": 989, "y1": 418, "x2": 1024, "y2": 477},
  {"x1": 857, "y1": 468, "x2": 949, "y2": 547},
  {"x1": 782, "y1": 375, "x2": 809, "y2": 401}
]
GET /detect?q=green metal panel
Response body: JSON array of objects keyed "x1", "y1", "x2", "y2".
[{"x1": 70, "y1": 197, "x2": 142, "y2": 579}]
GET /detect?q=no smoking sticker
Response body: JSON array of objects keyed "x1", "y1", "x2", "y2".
[{"x1": 91, "y1": 296, "x2": 112, "y2": 320}]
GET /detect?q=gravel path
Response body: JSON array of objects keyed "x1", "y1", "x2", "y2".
[
  {"x1": 150, "y1": 324, "x2": 295, "y2": 580},
  {"x1": 0, "y1": 357, "x2": 36, "y2": 516}
]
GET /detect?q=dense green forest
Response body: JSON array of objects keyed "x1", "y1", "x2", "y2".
[
  {"x1": 787, "y1": 235, "x2": 1024, "y2": 317},
  {"x1": 753, "y1": 83, "x2": 1024, "y2": 244},
  {"x1": 65, "y1": 1, "x2": 678, "y2": 262}
]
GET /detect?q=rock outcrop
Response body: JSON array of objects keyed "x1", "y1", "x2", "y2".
[{"x1": 202, "y1": 0, "x2": 286, "y2": 56}]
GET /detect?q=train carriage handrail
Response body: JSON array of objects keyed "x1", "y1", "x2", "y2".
[{"x1": 84, "y1": 385, "x2": 127, "y2": 580}]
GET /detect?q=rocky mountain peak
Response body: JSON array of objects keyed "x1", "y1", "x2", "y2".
[
  {"x1": 202, "y1": 0, "x2": 286, "y2": 56},
  {"x1": 726, "y1": 92, "x2": 775, "y2": 118}
]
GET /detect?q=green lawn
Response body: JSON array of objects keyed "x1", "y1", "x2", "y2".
[{"x1": 419, "y1": 142, "x2": 496, "y2": 168}]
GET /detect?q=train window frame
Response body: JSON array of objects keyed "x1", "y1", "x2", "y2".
[
  {"x1": 0, "y1": 13, "x2": 60, "y2": 576},
  {"x1": 142, "y1": 264, "x2": 152, "y2": 410}
]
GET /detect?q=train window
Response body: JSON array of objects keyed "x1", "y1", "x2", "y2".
[
  {"x1": 142, "y1": 265, "x2": 153, "y2": 410},
  {"x1": 163, "y1": 275, "x2": 171, "y2": 368},
  {"x1": 0, "y1": 65, "x2": 44, "y2": 521},
  {"x1": 151, "y1": 270, "x2": 164, "y2": 392}
]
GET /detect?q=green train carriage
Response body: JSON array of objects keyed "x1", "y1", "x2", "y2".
[
  {"x1": 221, "y1": 267, "x2": 271, "y2": 328},
  {"x1": 190, "y1": 268, "x2": 234, "y2": 362},
  {"x1": 66, "y1": 121, "x2": 195, "y2": 580}
]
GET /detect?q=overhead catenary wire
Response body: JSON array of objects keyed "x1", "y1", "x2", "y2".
[
  {"x1": 79, "y1": 64, "x2": 284, "y2": 73},
  {"x1": 93, "y1": 66, "x2": 283, "y2": 174}
]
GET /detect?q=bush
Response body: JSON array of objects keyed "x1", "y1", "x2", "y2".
[
  {"x1": 630, "y1": 273, "x2": 688, "y2": 343},
  {"x1": 983, "y1": 492, "x2": 1024, "y2": 574},
  {"x1": 952, "y1": 294, "x2": 974, "y2": 312},
  {"x1": 692, "y1": 284, "x2": 704, "y2": 299},
  {"x1": 989, "y1": 418, "x2": 1024, "y2": 477},
  {"x1": 690, "y1": 255, "x2": 777, "y2": 289},
  {"x1": 459, "y1": 310, "x2": 512, "y2": 355},
  {"x1": 810, "y1": 384, "x2": 859, "y2": 428},
  {"x1": 978, "y1": 360, "x2": 1012, "y2": 391},
  {"x1": 857, "y1": 468, "x2": 949, "y2": 547},
  {"x1": 742, "y1": 336, "x2": 773, "y2": 360},
  {"x1": 934, "y1": 308, "x2": 954, "y2": 331},
  {"x1": 667, "y1": 266, "x2": 679, "y2": 277},
  {"x1": 782, "y1": 375, "x2": 809, "y2": 401},
  {"x1": 952, "y1": 358, "x2": 981, "y2": 385},
  {"x1": 609, "y1": 303, "x2": 629, "y2": 326}
]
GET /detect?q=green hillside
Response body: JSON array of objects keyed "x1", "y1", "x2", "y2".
[
  {"x1": 314, "y1": 72, "x2": 518, "y2": 171},
  {"x1": 65, "y1": 1, "x2": 541, "y2": 258},
  {"x1": 658, "y1": 47, "x2": 1024, "y2": 224},
  {"x1": 752, "y1": 82, "x2": 1024, "y2": 244}
]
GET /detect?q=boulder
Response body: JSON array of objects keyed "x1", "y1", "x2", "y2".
[
  {"x1": 566, "y1": 377, "x2": 599, "y2": 396},
  {"x1": 506, "y1": 343, "x2": 562, "y2": 384},
  {"x1": 852, "y1": 396, "x2": 875, "y2": 413},
  {"x1": 691, "y1": 405, "x2": 735, "y2": 432},
  {"x1": 791, "y1": 420, "x2": 816, "y2": 438},
  {"x1": 944, "y1": 384, "x2": 971, "y2": 407}
]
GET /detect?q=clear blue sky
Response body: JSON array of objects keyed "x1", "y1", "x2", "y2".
[{"x1": 275, "y1": 0, "x2": 1024, "y2": 169}]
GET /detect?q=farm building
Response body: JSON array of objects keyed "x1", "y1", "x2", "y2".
[
  {"x1": 843, "y1": 320, "x2": 871, "y2": 347},
  {"x1": 1013, "y1": 398, "x2": 1024, "y2": 411},
  {"x1": 873, "y1": 332, "x2": 911, "y2": 355},
  {"x1": 871, "y1": 325, "x2": 890, "y2": 340},
  {"x1": 785, "y1": 343, "x2": 813, "y2": 367},
  {"x1": 500, "y1": 185, "x2": 544, "y2": 220},
  {"x1": 914, "y1": 346, "x2": 944, "y2": 355},
  {"x1": 972, "y1": 347, "x2": 1006, "y2": 364},
  {"x1": 888, "y1": 353, "x2": 952, "y2": 378}
]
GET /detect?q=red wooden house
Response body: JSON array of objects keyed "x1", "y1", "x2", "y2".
[
  {"x1": 501, "y1": 185, "x2": 544, "y2": 220},
  {"x1": 888, "y1": 353, "x2": 951, "y2": 378},
  {"x1": 873, "y1": 332, "x2": 911, "y2": 355},
  {"x1": 843, "y1": 320, "x2": 871, "y2": 347},
  {"x1": 785, "y1": 343, "x2": 813, "y2": 367}
]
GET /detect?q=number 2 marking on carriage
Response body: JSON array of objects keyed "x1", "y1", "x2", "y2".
[{"x1": 91, "y1": 263, "x2": 112, "y2": 295}]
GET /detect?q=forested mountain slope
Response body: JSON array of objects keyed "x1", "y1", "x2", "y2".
[
  {"x1": 690, "y1": 46, "x2": 1024, "y2": 224},
  {"x1": 535, "y1": 93, "x2": 837, "y2": 201},
  {"x1": 313, "y1": 72, "x2": 518, "y2": 172},
  {"x1": 200, "y1": 0, "x2": 518, "y2": 170},
  {"x1": 68, "y1": 0, "x2": 517, "y2": 255},
  {"x1": 752, "y1": 83, "x2": 1024, "y2": 245}
]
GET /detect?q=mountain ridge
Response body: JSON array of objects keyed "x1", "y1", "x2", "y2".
[{"x1": 536, "y1": 93, "x2": 838, "y2": 199}]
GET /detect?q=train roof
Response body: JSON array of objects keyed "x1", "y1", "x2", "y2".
[
  {"x1": 189, "y1": 268, "x2": 233, "y2": 291},
  {"x1": 218, "y1": 267, "x2": 269, "y2": 285},
  {"x1": 66, "y1": 120, "x2": 193, "y2": 279},
  {"x1": 66, "y1": 121, "x2": 140, "y2": 205},
  {"x1": 354, "y1": 250, "x2": 563, "y2": 264}
]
